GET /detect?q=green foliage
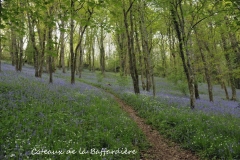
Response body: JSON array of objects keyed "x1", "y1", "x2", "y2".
[
  {"x1": 105, "y1": 53, "x2": 119, "y2": 72},
  {"x1": 0, "y1": 71, "x2": 148, "y2": 159},
  {"x1": 116, "y1": 75, "x2": 129, "y2": 87},
  {"x1": 176, "y1": 80, "x2": 189, "y2": 96},
  {"x1": 119, "y1": 93, "x2": 240, "y2": 159},
  {"x1": 96, "y1": 72, "x2": 104, "y2": 83},
  {"x1": 25, "y1": 41, "x2": 34, "y2": 64}
]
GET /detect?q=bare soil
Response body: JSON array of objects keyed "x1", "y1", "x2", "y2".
[{"x1": 113, "y1": 96, "x2": 199, "y2": 160}]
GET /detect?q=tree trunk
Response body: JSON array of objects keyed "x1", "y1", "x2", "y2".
[
  {"x1": 92, "y1": 35, "x2": 95, "y2": 72},
  {"x1": 48, "y1": 7, "x2": 54, "y2": 83},
  {"x1": 18, "y1": 37, "x2": 24, "y2": 72},
  {"x1": 99, "y1": 26, "x2": 105, "y2": 75},
  {"x1": 222, "y1": 81, "x2": 230, "y2": 100},
  {"x1": 135, "y1": 21, "x2": 146, "y2": 90},
  {"x1": 152, "y1": 71, "x2": 156, "y2": 97},
  {"x1": 78, "y1": 45, "x2": 84, "y2": 78},
  {"x1": 48, "y1": 33, "x2": 53, "y2": 83},
  {"x1": 229, "y1": 32, "x2": 240, "y2": 90},
  {"x1": 11, "y1": 29, "x2": 19, "y2": 71},
  {"x1": 221, "y1": 33, "x2": 236, "y2": 101},
  {"x1": 122, "y1": 0, "x2": 140, "y2": 94},
  {"x1": 195, "y1": 29, "x2": 213, "y2": 101},
  {"x1": 70, "y1": 0, "x2": 75, "y2": 84},
  {"x1": 27, "y1": 12, "x2": 40, "y2": 77},
  {"x1": 170, "y1": 1, "x2": 195, "y2": 108},
  {"x1": 38, "y1": 26, "x2": 47, "y2": 77},
  {"x1": 116, "y1": 24, "x2": 127, "y2": 76},
  {"x1": 139, "y1": 1, "x2": 152, "y2": 91}
]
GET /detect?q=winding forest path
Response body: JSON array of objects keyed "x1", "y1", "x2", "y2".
[
  {"x1": 113, "y1": 95, "x2": 199, "y2": 160},
  {"x1": 13, "y1": 62, "x2": 199, "y2": 159},
  {"x1": 24, "y1": 60, "x2": 199, "y2": 159},
  {"x1": 79, "y1": 78, "x2": 199, "y2": 160}
]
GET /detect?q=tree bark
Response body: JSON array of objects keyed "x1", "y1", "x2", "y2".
[
  {"x1": 70, "y1": 0, "x2": 75, "y2": 84},
  {"x1": 135, "y1": 20, "x2": 146, "y2": 90},
  {"x1": 221, "y1": 33, "x2": 236, "y2": 101},
  {"x1": 98, "y1": 25, "x2": 105, "y2": 75},
  {"x1": 27, "y1": 12, "x2": 40, "y2": 77},
  {"x1": 18, "y1": 37, "x2": 23, "y2": 72},
  {"x1": 229, "y1": 32, "x2": 240, "y2": 90},
  {"x1": 91, "y1": 32, "x2": 95, "y2": 72},
  {"x1": 116, "y1": 23, "x2": 127, "y2": 76},
  {"x1": 139, "y1": 1, "x2": 152, "y2": 91},
  {"x1": 170, "y1": 1, "x2": 195, "y2": 108},
  {"x1": 122, "y1": 0, "x2": 140, "y2": 94},
  {"x1": 195, "y1": 29, "x2": 213, "y2": 101}
]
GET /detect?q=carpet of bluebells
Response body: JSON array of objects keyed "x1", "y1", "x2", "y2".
[
  {"x1": 71, "y1": 69, "x2": 240, "y2": 159},
  {"x1": 0, "y1": 62, "x2": 148, "y2": 159},
  {"x1": 1, "y1": 62, "x2": 240, "y2": 159},
  {"x1": 76, "y1": 71, "x2": 240, "y2": 118}
]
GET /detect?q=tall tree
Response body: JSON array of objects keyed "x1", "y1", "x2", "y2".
[
  {"x1": 46, "y1": 3, "x2": 55, "y2": 83},
  {"x1": 97, "y1": 22, "x2": 106, "y2": 75},
  {"x1": 194, "y1": 28, "x2": 213, "y2": 101},
  {"x1": 70, "y1": 0, "x2": 75, "y2": 84},
  {"x1": 170, "y1": 0, "x2": 196, "y2": 108},
  {"x1": 122, "y1": 0, "x2": 140, "y2": 94}
]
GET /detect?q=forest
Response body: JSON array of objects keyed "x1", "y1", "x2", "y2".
[{"x1": 0, "y1": 0, "x2": 240, "y2": 159}]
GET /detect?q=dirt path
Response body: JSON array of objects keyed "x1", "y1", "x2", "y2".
[{"x1": 113, "y1": 96, "x2": 199, "y2": 160}]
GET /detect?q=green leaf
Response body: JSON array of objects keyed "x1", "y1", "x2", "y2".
[{"x1": 0, "y1": 24, "x2": 5, "y2": 29}]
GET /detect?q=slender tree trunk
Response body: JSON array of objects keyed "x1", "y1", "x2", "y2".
[
  {"x1": 87, "y1": 28, "x2": 92, "y2": 71},
  {"x1": 185, "y1": 46, "x2": 195, "y2": 108},
  {"x1": 122, "y1": 0, "x2": 140, "y2": 94},
  {"x1": 10, "y1": 27, "x2": 17, "y2": 67},
  {"x1": 11, "y1": 30, "x2": 19, "y2": 71},
  {"x1": 168, "y1": 26, "x2": 177, "y2": 78},
  {"x1": 58, "y1": 15, "x2": 66, "y2": 73},
  {"x1": 195, "y1": 30, "x2": 213, "y2": 101},
  {"x1": 18, "y1": 37, "x2": 23, "y2": 72},
  {"x1": 60, "y1": 41, "x2": 65, "y2": 73},
  {"x1": 139, "y1": 1, "x2": 151, "y2": 91},
  {"x1": 116, "y1": 25, "x2": 126, "y2": 76},
  {"x1": 223, "y1": 81, "x2": 230, "y2": 100},
  {"x1": 221, "y1": 33, "x2": 236, "y2": 101},
  {"x1": 78, "y1": 45, "x2": 84, "y2": 78},
  {"x1": 48, "y1": 29, "x2": 53, "y2": 83},
  {"x1": 170, "y1": 1, "x2": 195, "y2": 108},
  {"x1": 92, "y1": 35, "x2": 95, "y2": 72},
  {"x1": 98, "y1": 26, "x2": 105, "y2": 75},
  {"x1": 38, "y1": 27, "x2": 46, "y2": 77},
  {"x1": 70, "y1": 0, "x2": 75, "y2": 84},
  {"x1": 48, "y1": 7, "x2": 54, "y2": 83},
  {"x1": 27, "y1": 12, "x2": 40, "y2": 77},
  {"x1": 152, "y1": 72, "x2": 156, "y2": 97},
  {"x1": 229, "y1": 32, "x2": 240, "y2": 92},
  {"x1": 135, "y1": 21, "x2": 146, "y2": 90}
]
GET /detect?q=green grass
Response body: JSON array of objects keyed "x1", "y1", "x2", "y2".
[
  {"x1": 77, "y1": 70, "x2": 240, "y2": 160},
  {"x1": 2, "y1": 66, "x2": 240, "y2": 159},
  {"x1": 0, "y1": 71, "x2": 148, "y2": 159},
  {"x1": 119, "y1": 93, "x2": 240, "y2": 159}
]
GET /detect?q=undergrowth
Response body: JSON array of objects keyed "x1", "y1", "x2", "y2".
[
  {"x1": 0, "y1": 70, "x2": 148, "y2": 159},
  {"x1": 120, "y1": 93, "x2": 240, "y2": 159}
]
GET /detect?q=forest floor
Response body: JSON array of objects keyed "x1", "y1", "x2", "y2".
[
  {"x1": 2, "y1": 62, "x2": 239, "y2": 159},
  {"x1": 114, "y1": 96, "x2": 199, "y2": 160},
  {"x1": 90, "y1": 84, "x2": 199, "y2": 160}
]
